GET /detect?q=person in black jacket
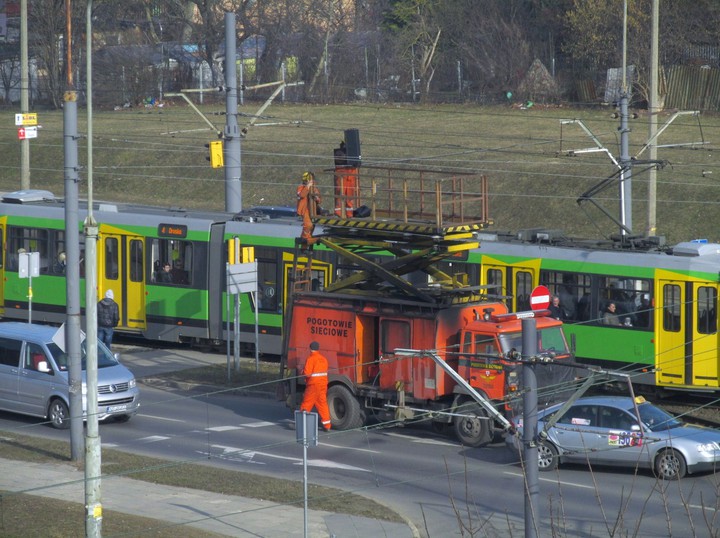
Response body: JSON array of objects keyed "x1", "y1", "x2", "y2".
[{"x1": 98, "y1": 289, "x2": 120, "y2": 349}]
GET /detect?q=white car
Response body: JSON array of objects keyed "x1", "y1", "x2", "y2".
[{"x1": 506, "y1": 395, "x2": 720, "y2": 480}]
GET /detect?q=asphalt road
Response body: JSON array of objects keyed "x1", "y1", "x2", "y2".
[{"x1": 2, "y1": 345, "x2": 719, "y2": 537}]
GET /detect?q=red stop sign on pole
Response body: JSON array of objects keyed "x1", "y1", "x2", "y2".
[{"x1": 530, "y1": 285, "x2": 551, "y2": 311}]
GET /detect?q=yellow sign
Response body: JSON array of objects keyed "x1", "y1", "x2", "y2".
[{"x1": 15, "y1": 113, "x2": 38, "y2": 126}]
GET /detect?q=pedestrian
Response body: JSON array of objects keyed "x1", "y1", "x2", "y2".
[
  {"x1": 299, "y1": 341, "x2": 331, "y2": 432},
  {"x1": 98, "y1": 289, "x2": 120, "y2": 350},
  {"x1": 296, "y1": 171, "x2": 322, "y2": 246}
]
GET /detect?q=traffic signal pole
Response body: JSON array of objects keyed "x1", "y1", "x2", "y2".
[
  {"x1": 223, "y1": 12, "x2": 241, "y2": 213},
  {"x1": 521, "y1": 318, "x2": 539, "y2": 538}
]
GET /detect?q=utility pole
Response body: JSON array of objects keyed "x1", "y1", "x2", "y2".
[
  {"x1": 84, "y1": 1, "x2": 102, "y2": 536},
  {"x1": 646, "y1": 0, "x2": 660, "y2": 237},
  {"x1": 20, "y1": 0, "x2": 29, "y2": 188},
  {"x1": 64, "y1": 0, "x2": 84, "y2": 463},
  {"x1": 618, "y1": 0, "x2": 633, "y2": 236},
  {"x1": 521, "y1": 318, "x2": 539, "y2": 538},
  {"x1": 224, "y1": 12, "x2": 242, "y2": 212}
]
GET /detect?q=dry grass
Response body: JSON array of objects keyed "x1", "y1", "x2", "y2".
[{"x1": 1, "y1": 103, "x2": 719, "y2": 243}]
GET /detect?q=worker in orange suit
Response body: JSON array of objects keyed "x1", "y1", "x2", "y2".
[
  {"x1": 296, "y1": 171, "x2": 322, "y2": 245},
  {"x1": 333, "y1": 141, "x2": 359, "y2": 217},
  {"x1": 299, "y1": 341, "x2": 331, "y2": 431}
]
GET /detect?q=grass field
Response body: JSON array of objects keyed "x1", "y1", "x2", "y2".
[{"x1": 1, "y1": 101, "x2": 719, "y2": 244}]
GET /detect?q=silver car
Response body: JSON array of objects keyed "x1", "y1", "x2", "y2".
[{"x1": 506, "y1": 395, "x2": 720, "y2": 480}]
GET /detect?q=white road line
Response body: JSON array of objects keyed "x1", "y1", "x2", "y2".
[
  {"x1": 381, "y1": 431, "x2": 459, "y2": 446},
  {"x1": 242, "y1": 421, "x2": 276, "y2": 428},
  {"x1": 137, "y1": 414, "x2": 185, "y2": 423},
  {"x1": 138, "y1": 435, "x2": 171, "y2": 443},
  {"x1": 206, "y1": 425, "x2": 243, "y2": 432},
  {"x1": 503, "y1": 471, "x2": 595, "y2": 489}
]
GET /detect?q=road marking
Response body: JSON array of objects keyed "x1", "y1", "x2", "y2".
[
  {"x1": 382, "y1": 431, "x2": 459, "y2": 446},
  {"x1": 138, "y1": 414, "x2": 185, "y2": 423},
  {"x1": 242, "y1": 421, "x2": 275, "y2": 428},
  {"x1": 206, "y1": 425, "x2": 243, "y2": 432},
  {"x1": 504, "y1": 471, "x2": 595, "y2": 489},
  {"x1": 138, "y1": 435, "x2": 171, "y2": 443},
  {"x1": 210, "y1": 444, "x2": 370, "y2": 472}
]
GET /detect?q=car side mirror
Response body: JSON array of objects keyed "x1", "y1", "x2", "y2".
[
  {"x1": 631, "y1": 424, "x2": 641, "y2": 431},
  {"x1": 37, "y1": 361, "x2": 51, "y2": 374}
]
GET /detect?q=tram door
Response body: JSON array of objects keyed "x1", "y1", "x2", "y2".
[
  {"x1": 690, "y1": 282, "x2": 719, "y2": 388},
  {"x1": 656, "y1": 278, "x2": 686, "y2": 386},
  {"x1": 481, "y1": 260, "x2": 538, "y2": 312},
  {"x1": 0, "y1": 219, "x2": 4, "y2": 316},
  {"x1": 98, "y1": 233, "x2": 146, "y2": 330}
]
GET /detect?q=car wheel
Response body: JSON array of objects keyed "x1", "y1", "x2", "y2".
[
  {"x1": 537, "y1": 440, "x2": 559, "y2": 471},
  {"x1": 453, "y1": 402, "x2": 492, "y2": 448},
  {"x1": 655, "y1": 448, "x2": 687, "y2": 480},
  {"x1": 327, "y1": 385, "x2": 363, "y2": 430},
  {"x1": 48, "y1": 399, "x2": 70, "y2": 430}
]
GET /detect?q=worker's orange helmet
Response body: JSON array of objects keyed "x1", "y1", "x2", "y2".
[{"x1": 302, "y1": 171, "x2": 314, "y2": 183}]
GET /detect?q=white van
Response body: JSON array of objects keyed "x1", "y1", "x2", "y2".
[{"x1": 0, "y1": 322, "x2": 140, "y2": 428}]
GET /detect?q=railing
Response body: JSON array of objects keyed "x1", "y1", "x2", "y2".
[{"x1": 326, "y1": 164, "x2": 491, "y2": 230}]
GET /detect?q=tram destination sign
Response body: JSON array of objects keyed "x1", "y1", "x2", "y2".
[{"x1": 158, "y1": 223, "x2": 188, "y2": 238}]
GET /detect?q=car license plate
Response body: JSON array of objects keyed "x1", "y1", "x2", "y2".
[{"x1": 107, "y1": 404, "x2": 127, "y2": 413}]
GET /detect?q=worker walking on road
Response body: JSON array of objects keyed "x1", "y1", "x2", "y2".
[
  {"x1": 300, "y1": 341, "x2": 331, "y2": 431},
  {"x1": 296, "y1": 171, "x2": 322, "y2": 245}
]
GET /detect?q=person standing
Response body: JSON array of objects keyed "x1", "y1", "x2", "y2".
[
  {"x1": 299, "y1": 341, "x2": 331, "y2": 431},
  {"x1": 296, "y1": 171, "x2": 322, "y2": 246},
  {"x1": 97, "y1": 289, "x2": 120, "y2": 350}
]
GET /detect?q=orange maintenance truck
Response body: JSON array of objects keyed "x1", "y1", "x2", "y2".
[
  {"x1": 282, "y1": 289, "x2": 572, "y2": 447},
  {"x1": 279, "y1": 165, "x2": 573, "y2": 446}
]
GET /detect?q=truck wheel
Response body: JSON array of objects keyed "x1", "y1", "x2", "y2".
[
  {"x1": 453, "y1": 402, "x2": 491, "y2": 447},
  {"x1": 327, "y1": 385, "x2": 363, "y2": 430},
  {"x1": 48, "y1": 399, "x2": 71, "y2": 430}
]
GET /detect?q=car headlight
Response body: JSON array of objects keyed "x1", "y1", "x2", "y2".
[
  {"x1": 129, "y1": 378, "x2": 136, "y2": 389},
  {"x1": 697, "y1": 442, "x2": 720, "y2": 453}
]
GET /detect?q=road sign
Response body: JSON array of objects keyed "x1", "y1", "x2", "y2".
[
  {"x1": 530, "y1": 285, "x2": 551, "y2": 311},
  {"x1": 15, "y1": 112, "x2": 38, "y2": 126},
  {"x1": 17, "y1": 126, "x2": 37, "y2": 140}
]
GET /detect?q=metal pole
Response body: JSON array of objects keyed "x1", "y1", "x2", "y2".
[
  {"x1": 20, "y1": 0, "x2": 29, "y2": 189},
  {"x1": 619, "y1": 0, "x2": 632, "y2": 236},
  {"x1": 27, "y1": 273, "x2": 32, "y2": 323},
  {"x1": 226, "y1": 265, "x2": 231, "y2": 382},
  {"x1": 646, "y1": 0, "x2": 660, "y2": 237},
  {"x1": 302, "y1": 412, "x2": 308, "y2": 538},
  {"x1": 224, "y1": 13, "x2": 242, "y2": 212},
  {"x1": 64, "y1": 0, "x2": 84, "y2": 463},
  {"x1": 234, "y1": 294, "x2": 240, "y2": 372},
  {"x1": 522, "y1": 318, "x2": 539, "y2": 538},
  {"x1": 84, "y1": 1, "x2": 102, "y2": 535}
]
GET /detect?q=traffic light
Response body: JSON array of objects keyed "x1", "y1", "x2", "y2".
[{"x1": 205, "y1": 140, "x2": 224, "y2": 168}]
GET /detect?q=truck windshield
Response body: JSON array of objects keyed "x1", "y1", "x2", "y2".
[
  {"x1": 48, "y1": 341, "x2": 120, "y2": 371},
  {"x1": 498, "y1": 326, "x2": 569, "y2": 356}
]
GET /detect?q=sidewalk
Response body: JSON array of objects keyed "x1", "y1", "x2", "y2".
[{"x1": 0, "y1": 457, "x2": 418, "y2": 537}]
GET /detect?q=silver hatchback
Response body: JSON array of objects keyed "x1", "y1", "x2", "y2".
[
  {"x1": 507, "y1": 395, "x2": 720, "y2": 480},
  {"x1": 0, "y1": 322, "x2": 140, "y2": 429}
]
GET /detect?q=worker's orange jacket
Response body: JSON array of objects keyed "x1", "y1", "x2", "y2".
[{"x1": 303, "y1": 350, "x2": 329, "y2": 386}]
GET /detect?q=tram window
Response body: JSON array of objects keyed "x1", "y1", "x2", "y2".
[
  {"x1": 256, "y1": 260, "x2": 279, "y2": 312},
  {"x1": 542, "y1": 271, "x2": 587, "y2": 322},
  {"x1": 0, "y1": 231, "x2": 3, "y2": 269},
  {"x1": 104, "y1": 237, "x2": 119, "y2": 280},
  {"x1": 663, "y1": 284, "x2": 681, "y2": 332},
  {"x1": 697, "y1": 286, "x2": 717, "y2": 335},
  {"x1": 129, "y1": 240, "x2": 143, "y2": 282},
  {"x1": 515, "y1": 271, "x2": 532, "y2": 311},
  {"x1": 380, "y1": 320, "x2": 410, "y2": 354},
  {"x1": 8, "y1": 226, "x2": 49, "y2": 273},
  {"x1": 599, "y1": 277, "x2": 651, "y2": 328},
  {"x1": 148, "y1": 238, "x2": 192, "y2": 285}
]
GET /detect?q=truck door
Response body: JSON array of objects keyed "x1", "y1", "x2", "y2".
[{"x1": 98, "y1": 232, "x2": 146, "y2": 330}]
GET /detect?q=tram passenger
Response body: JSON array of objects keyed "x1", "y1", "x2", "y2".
[
  {"x1": 549, "y1": 295, "x2": 563, "y2": 320},
  {"x1": 602, "y1": 302, "x2": 621, "y2": 326},
  {"x1": 635, "y1": 294, "x2": 652, "y2": 328},
  {"x1": 160, "y1": 262, "x2": 174, "y2": 283},
  {"x1": 171, "y1": 260, "x2": 188, "y2": 284},
  {"x1": 53, "y1": 252, "x2": 67, "y2": 274},
  {"x1": 558, "y1": 275, "x2": 577, "y2": 321}
]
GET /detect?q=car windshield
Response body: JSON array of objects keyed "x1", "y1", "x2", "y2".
[
  {"x1": 636, "y1": 402, "x2": 683, "y2": 431},
  {"x1": 48, "y1": 341, "x2": 120, "y2": 371},
  {"x1": 498, "y1": 326, "x2": 570, "y2": 356}
]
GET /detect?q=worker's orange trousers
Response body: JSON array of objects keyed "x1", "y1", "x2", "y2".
[{"x1": 300, "y1": 383, "x2": 331, "y2": 430}]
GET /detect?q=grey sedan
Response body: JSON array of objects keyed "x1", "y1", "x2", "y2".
[{"x1": 506, "y1": 395, "x2": 720, "y2": 480}]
